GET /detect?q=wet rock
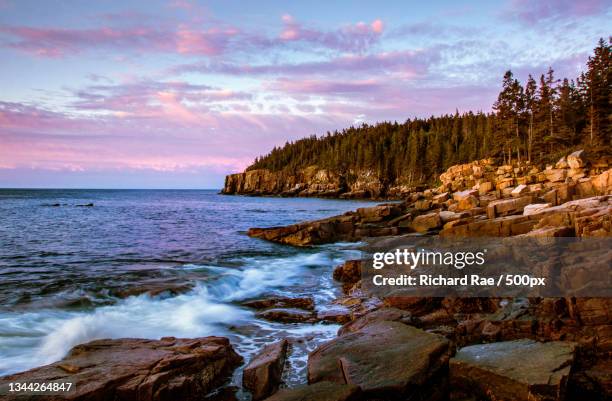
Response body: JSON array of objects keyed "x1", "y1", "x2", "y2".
[
  {"x1": 450, "y1": 339, "x2": 576, "y2": 401},
  {"x1": 110, "y1": 281, "x2": 194, "y2": 299},
  {"x1": 0, "y1": 336, "x2": 242, "y2": 401},
  {"x1": 338, "y1": 307, "x2": 418, "y2": 336},
  {"x1": 243, "y1": 339, "x2": 288, "y2": 400},
  {"x1": 247, "y1": 214, "x2": 356, "y2": 246},
  {"x1": 317, "y1": 306, "x2": 352, "y2": 324},
  {"x1": 262, "y1": 381, "x2": 363, "y2": 401},
  {"x1": 333, "y1": 293, "x2": 384, "y2": 321},
  {"x1": 256, "y1": 308, "x2": 317, "y2": 323},
  {"x1": 242, "y1": 297, "x2": 314, "y2": 311},
  {"x1": 308, "y1": 321, "x2": 451, "y2": 400},
  {"x1": 333, "y1": 260, "x2": 361, "y2": 285}
]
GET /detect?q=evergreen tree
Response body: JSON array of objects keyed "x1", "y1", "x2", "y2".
[{"x1": 246, "y1": 39, "x2": 610, "y2": 187}]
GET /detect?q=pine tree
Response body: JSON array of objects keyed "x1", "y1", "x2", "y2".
[
  {"x1": 524, "y1": 75, "x2": 538, "y2": 161},
  {"x1": 584, "y1": 37, "x2": 611, "y2": 146}
]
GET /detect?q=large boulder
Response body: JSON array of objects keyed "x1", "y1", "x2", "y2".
[
  {"x1": 243, "y1": 339, "x2": 288, "y2": 400},
  {"x1": 450, "y1": 339, "x2": 576, "y2": 401},
  {"x1": 262, "y1": 381, "x2": 362, "y2": 401},
  {"x1": 0, "y1": 337, "x2": 242, "y2": 401},
  {"x1": 308, "y1": 321, "x2": 451, "y2": 400},
  {"x1": 410, "y1": 212, "x2": 442, "y2": 233},
  {"x1": 567, "y1": 149, "x2": 586, "y2": 169},
  {"x1": 544, "y1": 168, "x2": 567, "y2": 183},
  {"x1": 356, "y1": 205, "x2": 401, "y2": 223}
]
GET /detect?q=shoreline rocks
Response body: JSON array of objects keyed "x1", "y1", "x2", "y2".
[
  {"x1": 240, "y1": 150, "x2": 611, "y2": 400},
  {"x1": 307, "y1": 321, "x2": 451, "y2": 400},
  {"x1": 0, "y1": 336, "x2": 242, "y2": 401},
  {"x1": 262, "y1": 381, "x2": 363, "y2": 401},
  {"x1": 247, "y1": 150, "x2": 611, "y2": 246},
  {"x1": 450, "y1": 339, "x2": 577, "y2": 401},
  {"x1": 243, "y1": 339, "x2": 288, "y2": 400}
]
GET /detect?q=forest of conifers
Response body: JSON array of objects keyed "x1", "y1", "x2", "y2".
[{"x1": 247, "y1": 38, "x2": 610, "y2": 185}]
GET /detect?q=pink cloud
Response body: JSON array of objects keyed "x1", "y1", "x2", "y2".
[
  {"x1": 175, "y1": 49, "x2": 437, "y2": 77},
  {"x1": 0, "y1": 24, "x2": 235, "y2": 57},
  {"x1": 278, "y1": 15, "x2": 384, "y2": 53},
  {"x1": 1, "y1": 14, "x2": 386, "y2": 58},
  {"x1": 70, "y1": 80, "x2": 251, "y2": 121},
  {"x1": 0, "y1": 95, "x2": 353, "y2": 177},
  {"x1": 371, "y1": 19, "x2": 384, "y2": 34}
]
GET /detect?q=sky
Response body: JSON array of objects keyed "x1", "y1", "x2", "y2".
[{"x1": 0, "y1": 0, "x2": 610, "y2": 188}]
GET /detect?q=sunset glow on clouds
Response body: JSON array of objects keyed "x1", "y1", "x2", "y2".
[{"x1": 0, "y1": 0, "x2": 609, "y2": 188}]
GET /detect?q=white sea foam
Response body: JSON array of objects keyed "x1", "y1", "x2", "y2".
[{"x1": 0, "y1": 246, "x2": 356, "y2": 378}]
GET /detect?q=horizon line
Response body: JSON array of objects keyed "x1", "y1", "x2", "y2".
[{"x1": 0, "y1": 187, "x2": 221, "y2": 191}]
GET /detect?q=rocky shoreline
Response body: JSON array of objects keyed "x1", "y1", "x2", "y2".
[
  {"x1": 1, "y1": 149, "x2": 610, "y2": 401},
  {"x1": 222, "y1": 166, "x2": 423, "y2": 200}
]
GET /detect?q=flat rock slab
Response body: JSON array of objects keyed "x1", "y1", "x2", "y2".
[
  {"x1": 242, "y1": 297, "x2": 314, "y2": 311},
  {"x1": 308, "y1": 321, "x2": 450, "y2": 400},
  {"x1": 450, "y1": 339, "x2": 577, "y2": 401},
  {"x1": 256, "y1": 308, "x2": 317, "y2": 323},
  {"x1": 262, "y1": 381, "x2": 362, "y2": 401},
  {"x1": 243, "y1": 339, "x2": 288, "y2": 400},
  {"x1": 0, "y1": 336, "x2": 242, "y2": 401},
  {"x1": 337, "y1": 307, "x2": 417, "y2": 336}
]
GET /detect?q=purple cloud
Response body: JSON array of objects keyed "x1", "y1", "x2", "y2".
[
  {"x1": 504, "y1": 0, "x2": 609, "y2": 25},
  {"x1": 0, "y1": 24, "x2": 238, "y2": 57},
  {"x1": 175, "y1": 49, "x2": 438, "y2": 78}
]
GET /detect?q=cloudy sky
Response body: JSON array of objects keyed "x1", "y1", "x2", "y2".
[{"x1": 0, "y1": 0, "x2": 609, "y2": 188}]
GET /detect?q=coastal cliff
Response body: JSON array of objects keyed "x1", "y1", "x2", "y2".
[{"x1": 222, "y1": 166, "x2": 416, "y2": 199}]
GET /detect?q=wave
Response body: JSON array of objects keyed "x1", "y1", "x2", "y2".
[{"x1": 0, "y1": 246, "x2": 357, "y2": 378}]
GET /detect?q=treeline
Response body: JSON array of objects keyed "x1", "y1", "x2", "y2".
[{"x1": 248, "y1": 38, "x2": 611, "y2": 185}]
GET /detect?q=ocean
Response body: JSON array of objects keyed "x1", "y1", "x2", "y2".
[{"x1": 0, "y1": 189, "x2": 377, "y2": 390}]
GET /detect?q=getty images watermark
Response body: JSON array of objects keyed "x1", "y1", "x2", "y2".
[{"x1": 361, "y1": 236, "x2": 611, "y2": 298}]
